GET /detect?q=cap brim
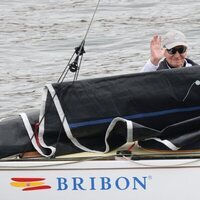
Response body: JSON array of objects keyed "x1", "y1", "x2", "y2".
[{"x1": 165, "y1": 42, "x2": 188, "y2": 49}]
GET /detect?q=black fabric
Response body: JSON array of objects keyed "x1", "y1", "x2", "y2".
[
  {"x1": 138, "y1": 115, "x2": 200, "y2": 150},
  {"x1": 1, "y1": 66, "x2": 200, "y2": 158},
  {"x1": 0, "y1": 111, "x2": 38, "y2": 158},
  {"x1": 43, "y1": 66, "x2": 200, "y2": 153}
]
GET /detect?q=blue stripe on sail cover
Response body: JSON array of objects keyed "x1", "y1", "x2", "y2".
[{"x1": 69, "y1": 105, "x2": 200, "y2": 129}]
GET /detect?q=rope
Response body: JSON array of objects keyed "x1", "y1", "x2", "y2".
[{"x1": 182, "y1": 80, "x2": 200, "y2": 102}]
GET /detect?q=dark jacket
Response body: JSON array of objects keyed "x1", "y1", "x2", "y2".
[{"x1": 157, "y1": 58, "x2": 198, "y2": 70}]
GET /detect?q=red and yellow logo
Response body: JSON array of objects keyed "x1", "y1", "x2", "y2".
[{"x1": 10, "y1": 178, "x2": 51, "y2": 191}]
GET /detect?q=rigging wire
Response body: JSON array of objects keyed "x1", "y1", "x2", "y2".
[{"x1": 57, "y1": 0, "x2": 101, "y2": 83}]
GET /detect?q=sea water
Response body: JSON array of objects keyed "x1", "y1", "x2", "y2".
[{"x1": 0, "y1": 0, "x2": 200, "y2": 118}]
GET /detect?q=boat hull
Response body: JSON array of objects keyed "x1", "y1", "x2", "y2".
[{"x1": 0, "y1": 158, "x2": 199, "y2": 200}]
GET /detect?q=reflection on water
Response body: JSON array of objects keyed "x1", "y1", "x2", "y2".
[{"x1": 0, "y1": 0, "x2": 200, "y2": 118}]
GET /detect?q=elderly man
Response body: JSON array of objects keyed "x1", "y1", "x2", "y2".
[{"x1": 141, "y1": 30, "x2": 197, "y2": 72}]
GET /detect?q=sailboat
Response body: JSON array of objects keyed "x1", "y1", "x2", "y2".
[{"x1": 1, "y1": 1, "x2": 200, "y2": 199}]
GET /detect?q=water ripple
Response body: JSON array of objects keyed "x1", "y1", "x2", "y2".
[{"x1": 0, "y1": 0, "x2": 200, "y2": 118}]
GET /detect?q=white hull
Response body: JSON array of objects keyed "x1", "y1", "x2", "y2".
[{"x1": 1, "y1": 157, "x2": 200, "y2": 200}]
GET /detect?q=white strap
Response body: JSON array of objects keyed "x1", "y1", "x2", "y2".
[
  {"x1": 126, "y1": 120, "x2": 133, "y2": 142},
  {"x1": 19, "y1": 112, "x2": 55, "y2": 157},
  {"x1": 148, "y1": 138, "x2": 179, "y2": 151},
  {"x1": 46, "y1": 84, "x2": 101, "y2": 153},
  {"x1": 37, "y1": 86, "x2": 56, "y2": 157},
  {"x1": 104, "y1": 117, "x2": 133, "y2": 152}
]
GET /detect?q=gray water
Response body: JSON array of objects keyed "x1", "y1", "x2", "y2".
[{"x1": 1, "y1": 0, "x2": 200, "y2": 118}]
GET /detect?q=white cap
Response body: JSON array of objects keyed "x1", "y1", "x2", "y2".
[{"x1": 162, "y1": 30, "x2": 188, "y2": 49}]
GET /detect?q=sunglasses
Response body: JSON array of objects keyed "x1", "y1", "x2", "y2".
[{"x1": 166, "y1": 46, "x2": 187, "y2": 55}]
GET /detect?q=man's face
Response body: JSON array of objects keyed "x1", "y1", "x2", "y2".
[{"x1": 164, "y1": 46, "x2": 187, "y2": 68}]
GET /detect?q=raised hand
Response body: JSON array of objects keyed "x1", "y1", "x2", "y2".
[{"x1": 150, "y1": 34, "x2": 165, "y2": 65}]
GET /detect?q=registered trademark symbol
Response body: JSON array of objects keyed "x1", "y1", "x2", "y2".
[{"x1": 148, "y1": 175, "x2": 152, "y2": 180}]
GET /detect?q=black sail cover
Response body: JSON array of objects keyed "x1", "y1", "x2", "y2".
[{"x1": 1, "y1": 66, "x2": 200, "y2": 158}]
